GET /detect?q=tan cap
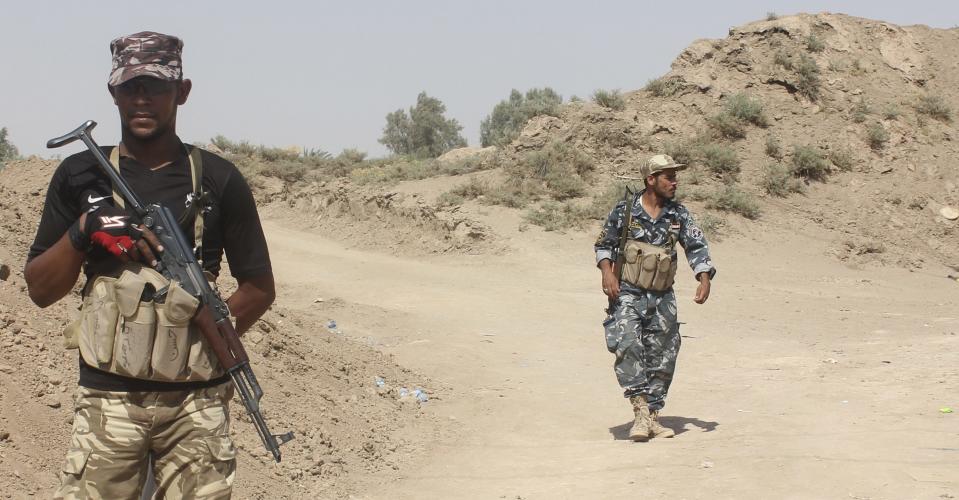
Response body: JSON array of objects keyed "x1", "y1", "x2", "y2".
[{"x1": 640, "y1": 154, "x2": 686, "y2": 178}]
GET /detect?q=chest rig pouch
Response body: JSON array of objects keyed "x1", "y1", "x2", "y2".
[
  {"x1": 63, "y1": 146, "x2": 223, "y2": 382},
  {"x1": 618, "y1": 209, "x2": 680, "y2": 292},
  {"x1": 621, "y1": 240, "x2": 678, "y2": 291},
  {"x1": 67, "y1": 264, "x2": 224, "y2": 381}
]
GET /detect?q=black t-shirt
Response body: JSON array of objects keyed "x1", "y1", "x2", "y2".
[{"x1": 28, "y1": 141, "x2": 272, "y2": 391}]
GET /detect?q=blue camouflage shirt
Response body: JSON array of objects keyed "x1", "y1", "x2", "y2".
[{"x1": 594, "y1": 190, "x2": 716, "y2": 289}]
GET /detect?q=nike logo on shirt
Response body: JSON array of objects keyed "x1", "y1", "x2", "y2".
[{"x1": 88, "y1": 194, "x2": 110, "y2": 204}]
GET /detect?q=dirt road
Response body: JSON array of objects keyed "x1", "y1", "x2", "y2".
[{"x1": 265, "y1": 219, "x2": 959, "y2": 499}]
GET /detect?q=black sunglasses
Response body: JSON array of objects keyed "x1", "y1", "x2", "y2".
[{"x1": 115, "y1": 78, "x2": 176, "y2": 97}]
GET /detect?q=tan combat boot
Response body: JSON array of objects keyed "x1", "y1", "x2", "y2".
[
  {"x1": 628, "y1": 395, "x2": 652, "y2": 442},
  {"x1": 649, "y1": 410, "x2": 675, "y2": 438}
]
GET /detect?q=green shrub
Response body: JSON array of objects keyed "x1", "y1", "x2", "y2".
[
  {"x1": 480, "y1": 88, "x2": 563, "y2": 147},
  {"x1": 211, "y1": 135, "x2": 258, "y2": 157},
  {"x1": 766, "y1": 12, "x2": 778, "y2": 21},
  {"x1": 806, "y1": 34, "x2": 825, "y2": 53},
  {"x1": 337, "y1": 148, "x2": 367, "y2": 163},
  {"x1": 352, "y1": 159, "x2": 437, "y2": 184},
  {"x1": 915, "y1": 94, "x2": 952, "y2": 122},
  {"x1": 645, "y1": 77, "x2": 683, "y2": 98},
  {"x1": 765, "y1": 135, "x2": 783, "y2": 158},
  {"x1": 523, "y1": 201, "x2": 590, "y2": 232},
  {"x1": 485, "y1": 179, "x2": 542, "y2": 208},
  {"x1": 774, "y1": 50, "x2": 794, "y2": 70},
  {"x1": 0, "y1": 127, "x2": 19, "y2": 164},
  {"x1": 882, "y1": 104, "x2": 901, "y2": 120},
  {"x1": 522, "y1": 143, "x2": 593, "y2": 200},
  {"x1": 866, "y1": 122, "x2": 890, "y2": 150},
  {"x1": 545, "y1": 171, "x2": 588, "y2": 200},
  {"x1": 484, "y1": 141, "x2": 595, "y2": 207},
  {"x1": 301, "y1": 147, "x2": 333, "y2": 161},
  {"x1": 258, "y1": 160, "x2": 310, "y2": 182},
  {"x1": 379, "y1": 92, "x2": 467, "y2": 158},
  {"x1": 851, "y1": 98, "x2": 870, "y2": 123},
  {"x1": 706, "y1": 185, "x2": 761, "y2": 219},
  {"x1": 828, "y1": 146, "x2": 855, "y2": 171},
  {"x1": 593, "y1": 89, "x2": 626, "y2": 111},
  {"x1": 701, "y1": 143, "x2": 740, "y2": 177},
  {"x1": 796, "y1": 54, "x2": 821, "y2": 101},
  {"x1": 762, "y1": 163, "x2": 804, "y2": 196},
  {"x1": 707, "y1": 112, "x2": 746, "y2": 139},
  {"x1": 450, "y1": 177, "x2": 491, "y2": 199},
  {"x1": 437, "y1": 177, "x2": 493, "y2": 207},
  {"x1": 436, "y1": 192, "x2": 465, "y2": 207},
  {"x1": 710, "y1": 94, "x2": 769, "y2": 138},
  {"x1": 211, "y1": 135, "x2": 305, "y2": 161},
  {"x1": 724, "y1": 93, "x2": 769, "y2": 127},
  {"x1": 790, "y1": 144, "x2": 829, "y2": 180},
  {"x1": 664, "y1": 138, "x2": 702, "y2": 166},
  {"x1": 441, "y1": 154, "x2": 489, "y2": 176}
]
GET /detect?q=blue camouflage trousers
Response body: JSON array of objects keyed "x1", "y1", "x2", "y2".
[{"x1": 603, "y1": 290, "x2": 681, "y2": 411}]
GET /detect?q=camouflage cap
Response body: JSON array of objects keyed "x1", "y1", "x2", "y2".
[
  {"x1": 639, "y1": 154, "x2": 687, "y2": 178},
  {"x1": 108, "y1": 31, "x2": 183, "y2": 86}
]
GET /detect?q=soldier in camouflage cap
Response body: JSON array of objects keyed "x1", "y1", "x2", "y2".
[
  {"x1": 108, "y1": 31, "x2": 184, "y2": 86},
  {"x1": 594, "y1": 153, "x2": 716, "y2": 441},
  {"x1": 27, "y1": 30, "x2": 276, "y2": 498}
]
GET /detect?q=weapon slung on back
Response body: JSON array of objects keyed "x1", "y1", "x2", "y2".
[
  {"x1": 47, "y1": 120, "x2": 294, "y2": 462},
  {"x1": 606, "y1": 186, "x2": 635, "y2": 314}
]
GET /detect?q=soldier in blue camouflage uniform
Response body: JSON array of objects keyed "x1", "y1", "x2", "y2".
[{"x1": 595, "y1": 154, "x2": 715, "y2": 441}]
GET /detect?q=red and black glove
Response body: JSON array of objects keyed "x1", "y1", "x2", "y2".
[{"x1": 68, "y1": 206, "x2": 143, "y2": 257}]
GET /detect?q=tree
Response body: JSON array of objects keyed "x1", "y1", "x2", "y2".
[
  {"x1": 379, "y1": 92, "x2": 466, "y2": 158},
  {"x1": 0, "y1": 127, "x2": 20, "y2": 163},
  {"x1": 480, "y1": 88, "x2": 562, "y2": 147}
]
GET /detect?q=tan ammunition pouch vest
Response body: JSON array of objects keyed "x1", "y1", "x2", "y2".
[
  {"x1": 61, "y1": 146, "x2": 223, "y2": 382},
  {"x1": 620, "y1": 240, "x2": 678, "y2": 291},
  {"x1": 64, "y1": 265, "x2": 224, "y2": 381}
]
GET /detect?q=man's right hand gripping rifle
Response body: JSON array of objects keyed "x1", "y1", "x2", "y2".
[
  {"x1": 70, "y1": 205, "x2": 162, "y2": 265},
  {"x1": 48, "y1": 120, "x2": 293, "y2": 462}
]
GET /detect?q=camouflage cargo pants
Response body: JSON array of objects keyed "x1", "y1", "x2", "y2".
[
  {"x1": 603, "y1": 290, "x2": 681, "y2": 410},
  {"x1": 54, "y1": 383, "x2": 236, "y2": 500}
]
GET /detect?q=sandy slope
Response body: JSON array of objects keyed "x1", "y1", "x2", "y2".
[{"x1": 263, "y1": 215, "x2": 958, "y2": 500}]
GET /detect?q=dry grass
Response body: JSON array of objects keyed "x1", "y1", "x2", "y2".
[
  {"x1": 592, "y1": 89, "x2": 626, "y2": 111},
  {"x1": 645, "y1": 78, "x2": 683, "y2": 97},
  {"x1": 762, "y1": 163, "x2": 804, "y2": 197},
  {"x1": 866, "y1": 123, "x2": 890, "y2": 150},
  {"x1": 790, "y1": 144, "x2": 830, "y2": 180},
  {"x1": 706, "y1": 185, "x2": 761, "y2": 219},
  {"x1": 915, "y1": 94, "x2": 952, "y2": 122}
]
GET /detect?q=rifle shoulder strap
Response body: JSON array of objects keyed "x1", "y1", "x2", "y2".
[
  {"x1": 614, "y1": 193, "x2": 637, "y2": 280},
  {"x1": 108, "y1": 146, "x2": 206, "y2": 265}
]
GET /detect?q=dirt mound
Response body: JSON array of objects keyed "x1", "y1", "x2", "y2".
[
  {"x1": 504, "y1": 12, "x2": 959, "y2": 269},
  {"x1": 254, "y1": 177, "x2": 496, "y2": 255},
  {"x1": 0, "y1": 158, "x2": 441, "y2": 498}
]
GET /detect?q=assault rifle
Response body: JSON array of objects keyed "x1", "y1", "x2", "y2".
[
  {"x1": 607, "y1": 185, "x2": 637, "y2": 314},
  {"x1": 47, "y1": 120, "x2": 294, "y2": 462}
]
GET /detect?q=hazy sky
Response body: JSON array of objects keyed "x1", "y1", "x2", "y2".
[{"x1": 2, "y1": 1, "x2": 956, "y2": 159}]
